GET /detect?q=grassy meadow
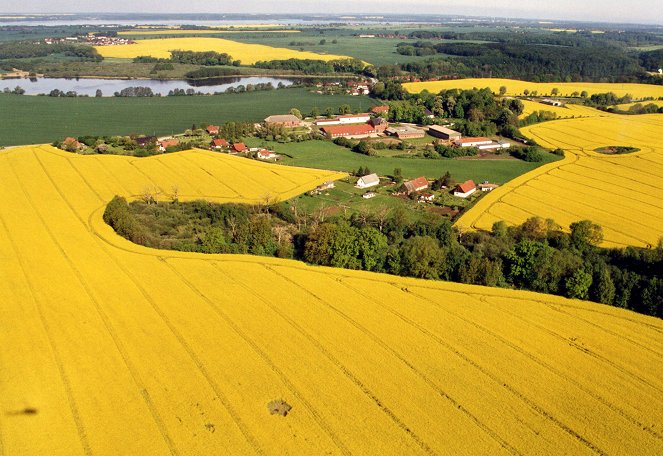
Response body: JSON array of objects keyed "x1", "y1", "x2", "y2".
[
  {"x1": 0, "y1": 89, "x2": 375, "y2": 146},
  {"x1": 243, "y1": 137, "x2": 560, "y2": 183}
]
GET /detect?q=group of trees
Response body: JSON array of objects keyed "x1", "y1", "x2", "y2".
[
  {"x1": 378, "y1": 87, "x2": 524, "y2": 139},
  {"x1": 392, "y1": 30, "x2": 663, "y2": 83},
  {"x1": 253, "y1": 58, "x2": 366, "y2": 75},
  {"x1": 184, "y1": 67, "x2": 240, "y2": 79},
  {"x1": 169, "y1": 50, "x2": 235, "y2": 66},
  {"x1": 105, "y1": 196, "x2": 663, "y2": 318},
  {"x1": 113, "y1": 86, "x2": 155, "y2": 97},
  {"x1": 0, "y1": 40, "x2": 101, "y2": 61}
]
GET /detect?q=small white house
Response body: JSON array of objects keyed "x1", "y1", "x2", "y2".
[
  {"x1": 356, "y1": 173, "x2": 380, "y2": 189},
  {"x1": 362, "y1": 192, "x2": 376, "y2": 199}
]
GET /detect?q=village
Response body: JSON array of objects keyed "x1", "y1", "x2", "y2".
[{"x1": 56, "y1": 101, "x2": 506, "y2": 220}]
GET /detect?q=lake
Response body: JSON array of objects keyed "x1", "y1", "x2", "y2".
[{"x1": 0, "y1": 76, "x2": 297, "y2": 97}]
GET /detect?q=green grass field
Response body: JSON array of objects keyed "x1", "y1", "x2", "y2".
[
  {"x1": 0, "y1": 88, "x2": 375, "y2": 146},
  {"x1": 244, "y1": 138, "x2": 560, "y2": 183}
]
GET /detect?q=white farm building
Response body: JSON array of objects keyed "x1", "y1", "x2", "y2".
[{"x1": 356, "y1": 173, "x2": 380, "y2": 189}]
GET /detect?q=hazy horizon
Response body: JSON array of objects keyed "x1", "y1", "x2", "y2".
[{"x1": 2, "y1": 1, "x2": 662, "y2": 26}]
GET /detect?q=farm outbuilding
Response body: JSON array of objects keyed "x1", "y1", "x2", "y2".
[
  {"x1": 356, "y1": 173, "x2": 380, "y2": 189},
  {"x1": 428, "y1": 125, "x2": 462, "y2": 140}
]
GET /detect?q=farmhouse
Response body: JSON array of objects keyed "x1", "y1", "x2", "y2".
[
  {"x1": 231, "y1": 143, "x2": 248, "y2": 154},
  {"x1": 454, "y1": 180, "x2": 477, "y2": 198},
  {"x1": 158, "y1": 138, "x2": 179, "y2": 152},
  {"x1": 385, "y1": 126, "x2": 426, "y2": 139},
  {"x1": 362, "y1": 192, "x2": 376, "y2": 199},
  {"x1": 264, "y1": 114, "x2": 302, "y2": 128},
  {"x1": 210, "y1": 138, "x2": 229, "y2": 150},
  {"x1": 206, "y1": 125, "x2": 220, "y2": 135},
  {"x1": 428, "y1": 125, "x2": 462, "y2": 140},
  {"x1": 256, "y1": 149, "x2": 278, "y2": 160},
  {"x1": 356, "y1": 173, "x2": 380, "y2": 189},
  {"x1": 370, "y1": 105, "x2": 390, "y2": 115},
  {"x1": 403, "y1": 176, "x2": 429, "y2": 193},
  {"x1": 321, "y1": 124, "x2": 377, "y2": 139}
]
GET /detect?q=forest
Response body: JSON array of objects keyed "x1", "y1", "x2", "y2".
[{"x1": 104, "y1": 196, "x2": 663, "y2": 318}]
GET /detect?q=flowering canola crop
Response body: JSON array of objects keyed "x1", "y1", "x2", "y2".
[
  {"x1": 457, "y1": 114, "x2": 663, "y2": 247},
  {"x1": 404, "y1": 78, "x2": 663, "y2": 100},
  {"x1": 1, "y1": 145, "x2": 661, "y2": 455},
  {"x1": 94, "y1": 37, "x2": 354, "y2": 65}
]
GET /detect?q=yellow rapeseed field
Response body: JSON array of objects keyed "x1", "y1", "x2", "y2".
[
  {"x1": 613, "y1": 99, "x2": 663, "y2": 111},
  {"x1": 1, "y1": 144, "x2": 662, "y2": 455},
  {"x1": 518, "y1": 99, "x2": 606, "y2": 119},
  {"x1": 457, "y1": 114, "x2": 663, "y2": 247},
  {"x1": 95, "y1": 37, "x2": 353, "y2": 65},
  {"x1": 118, "y1": 30, "x2": 302, "y2": 35},
  {"x1": 404, "y1": 78, "x2": 663, "y2": 100}
]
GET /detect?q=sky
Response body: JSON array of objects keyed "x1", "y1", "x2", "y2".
[{"x1": 2, "y1": 1, "x2": 662, "y2": 26}]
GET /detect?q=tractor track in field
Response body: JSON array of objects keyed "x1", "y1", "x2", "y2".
[
  {"x1": 165, "y1": 258, "x2": 354, "y2": 456},
  {"x1": 4, "y1": 154, "x2": 95, "y2": 456},
  {"x1": 57, "y1": 154, "x2": 266, "y2": 455},
  {"x1": 31, "y1": 150, "x2": 182, "y2": 456}
]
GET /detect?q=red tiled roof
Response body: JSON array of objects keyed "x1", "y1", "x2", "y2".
[
  {"x1": 211, "y1": 138, "x2": 229, "y2": 147},
  {"x1": 232, "y1": 143, "x2": 248, "y2": 152},
  {"x1": 456, "y1": 180, "x2": 476, "y2": 194},
  {"x1": 457, "y1": 137, "x2": 491, "y2": 144},
  {"x1": 404, "y1": 176, "x2": 428, "y2": 192},
  {"x1": 206, "y1": 125, "x2": 220, "y2": 133},
  {"x1": 159, "y1": 139, "x2": 179, "y2": 148},
  {"x1": 322, "y1": 124, "x2": 375, "y2": 136}
]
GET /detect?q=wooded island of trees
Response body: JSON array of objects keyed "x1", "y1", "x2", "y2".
[{"x1": 104, "y1": 196, "x2": 663, "y2": 318}]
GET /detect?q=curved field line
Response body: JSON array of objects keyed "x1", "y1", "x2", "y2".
[
  {"x1": 509, "y1": 184, "x2": 663, "y2": 231},
  {"x1": 31, "y1": 150, "x2": 182, "y2": 456},
  {"x1": 493, "y1": 192, "x2": 648, "y2": 247},
  {"x1": 546, "y1": 168, "x2": 663, "y2": 211},
  {"x1": 479, "y1": 296, "x2": 663, "y2": 398},
  {"x1": 405, "y1": 287, "x2": 662, "y2": 444},
  {"x1": 243, "y1": 264, "x2": 443, "y2": 455},
  {"x1": 335, "y1": 276, "x2": 600, "y2": 453},
  {"x1": 4, "y1": 156, "x2": 94, "y2": 456},
  {"x1": 263, "y1": 264, "x2": 512, "y2": 455},
  {"x1": 164, "y1": 258, "x2": 353, "y2": 456},
  {"x1": 52, "y1": 155, "x2": 265, "y2": 455},
  {"x1": 65, "y1": 156, "x2": 134, "y2": 199},
  {"x1": 178, "y1": 152, "x2": 244, "y2": 198},
  {"x1": 402, "y1": 285, "x2": 610, "y2": 454}
]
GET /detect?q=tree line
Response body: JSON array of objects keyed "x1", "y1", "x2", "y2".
[
  {"x1": 104, "y1": 196, "x2": 662, "y2": 318},
  {"x1": 398, "y1": 41, "x2": 647, "y2": 82}
]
